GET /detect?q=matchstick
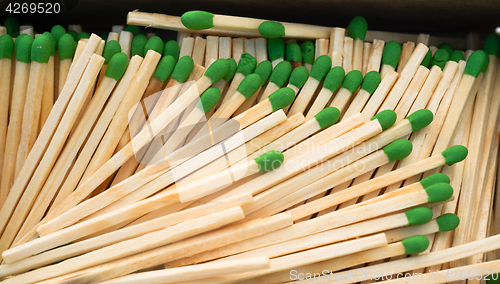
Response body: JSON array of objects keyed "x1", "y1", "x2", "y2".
[
  {"x1": 366, "y1": 39, "x2": 385, "y2": 73},
  {"x1": 232, "y1": 37, "x2": 244, "y2": 63},
  {"x1": 362, "y1": 42, "x2": 371, "y2": 75},
  {"x1": 96, "y1": 40, "x2": 121, "y2": 87},
  {"x1": 56, "y1": 34, "x2": 76, "y2": 97},
  {"x1": 39, "y1": 32, "x2": 56, "y2": 132},
  {"x1": 244, "y1": 38, "x2": 256, "y2": 58},
  {"x1": 205, "y1": 35, "x2": 219, "y2": 66},
  {"x1": 0, "y1": 26, "x2": 6, "y2": 36},
  {"x1": 314, "y1": 38, "x2": 329, "y2": 58},
  {"x1": 329, "y1": 27, "x2": 345, "y2": 67},
  {"x1": 342, "y1": 36, "x2": 353, "y2": 72},
  {"x1": 258, "y1": 60, "x2": 292, "y2": 103},
  {"x1": 255, "y1": 37, "x2": 267, "y2": 63},
  {"x1": 118, "y1": 30, "x2": 133, "y2": 58},
  {"x1": 304, "y1": 66, "x2": 345, "y2": 120},
  {"x1": 288, "y1": 55, "x2": 331, "y2": 116},
  {"x1": 347, "y1": 16, "x2": 368, "y2": 72},
  {"x1": 360, "y1": 70, "x2": 399, "y2": 118},
  {"x1": 221, "y1": 52, "x2": 257, "y2": 104},
  {"x1": 328, "y1": 70, "x2": 363, "y2": 116},
  {"x1": 380, "y1": 40, "x2": 402, "y2": 79},
  {"x1": 219, "y1": 36, "x2": 232, "y2": 59},
  {"x1": 343, "y1": 71, "x2": 382, "y2": 119},
  {"x1": 301, "y1": 40, "x2": 315, "y2": 72},
  {"x1": 286, "y1": 41, "x2": 302, "y2": 69},
  {"x1": 131, "y1": 34, "x2": 147, "y2": 57},
  {"x1": 191, "y1": 36, "x2": 206, "y2": 65},
  {"x1": 268, "y1": 37, "x2": 285, "y2": 67},
  {"x1": 234, "y1": 60, "x2": 272, "y2": 116},
  {"x1": 280, "y1": 66, "x2": 309, "y2": 114},
  {"x1": 19, "y1": 25, "x2": 34, "y2": 37},
  {"x1": 164, "y1": 39, "x2": 180, "y2": 61},
  {"x1": 397, "y1": 41, "x2": 416, "y2": 72},
  {"x1": 107, "y1": 31, "x2": 119, "y2": 42}
]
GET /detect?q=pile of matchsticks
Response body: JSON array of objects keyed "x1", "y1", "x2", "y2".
[{"x1": 0, "y1": 8, "x2": 499, "y2": 283}]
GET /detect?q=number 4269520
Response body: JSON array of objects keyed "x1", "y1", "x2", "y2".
[{"x1": 6, "y1": 2, "x2": 61, "y2": 14}]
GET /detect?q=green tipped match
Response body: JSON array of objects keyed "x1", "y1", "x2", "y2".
[
  {"x1": 268, "y1": 38, "x2": 285, "y2": 62},
  {"x1": 301, "y1": 41, "x2": 315, "y2": 64},
  {"x1": 42, "y1": 32, "x2": 56, "y2": 56},
  {"x1": 255, "y1": 150, "x2": 284, "y2": 171},
  {"x1": 361, "y1": 71, "x2": 381, "y2": 95},
  {"x1": 58, "y1": 34, "x2": 76, "y2": 60},
  {"x1": 310, "y1": 55, "x2": 332, "y2": 81},
  {"x1": 323, "y1": 66, "x2": 345, "y2": 92},
  {"x1": 268, "y1": 87, "x2": 296, "y2": 111},
  {"x1": 288, "y1": 66, "x2": 309, "y2": 89},
  {"x1": 197, "y1": 87, "x2": 221, "y2": 113},
  {"x1": 4, "y1": 17, "x2": 20, "y2": 37},
  {"x1": 383, "y1": 139, "x2": 413, "y2": 162},
  {"x1": 347, "y1": 16, "x2": 368, "y2": 40},
  {"x1": 153, "y1": 55, "x2": 176, "y2": 82},
  {"x1": 103, "y1": 40, "x2": 122, "y2": 64},
  {"x1": 105, "y1": 52, "x2": 129, "y2": 81},
  {"x1": 237, "y1": 73, "x2": 261, "y2": 99},
  {"x1": 315, "y1": 107, "x2": 340, "y2": 129},
  {"x1": 382, "y1": 40, "x2": 402, "y2": 69},
  {"x1": 431, "y1": 49, "x2": 450, "y2": 70},
  {"x1": 77, "y1": 32, "x2": 90, "y2": 41},
  {"x1": 181, "y1": 10, "x2": 215, "y2": 30},
  {"x1": 0, "y1": 34, "x2": 14, "y2": 59},
  {"x1": 258, "y1": 21, "x2": 285, "y2": 39},
  {"x1": 205, "y1": 58, "x2": 230, "y2": 84},
  {"x1": 441, "y1": 145, "x2": 468, "y2": 166},
  {"x1": 484, "y1": 33, "x2": 500, "y2": 58},
  {"x1": 485, "y1": 274, "x2": 500, "y2": 284},
  {"x1": 436, "y1": 213, "x2": 460, "y2": 232},
  {"x1": 237, "y1": 53, "x2": 257, "y2": 76},
  {"x1": 421, "y1": 49, "x2": 432, "y2": 68},
  {"x1": 371, "y1": 109, "x2": 397, "y2": 131},
  {"x1": 254, "y1": 61, "x2": 273, "y2": 86},
  {"x1": 420, "y1": 173, "x2": 450, "y2": 189},
  {"x1": 131, "y1": 34, "x2": 148, "y2": 57},
  {"x1": 405, "y1": 207, "x2": 433, "y2": 226},
  {"x1": 15, "y1": 34, "x2": 34, "y2": 63},
  {"x1": 223, "y1": 58, "x2": 237, "y2": 82},
  {"x1": 450, "y1": 50, "x2": 465, "y2": 63},
  {"x1": 51, "y1": 25, "x2": 66, "y2": 45},
  {"x1": 406, "y1": 109, "x2": 433, "y2": 131},
  {"x1": 144, "y1": 36, "x2": 164, "y2": 55},
  {"x1": 171, "y1": 56, "x2": 194, "y2": 83},
  {"x1": 124, "y1": 25, "x2": 141, "y2": 36},
  {"x1": 464, "y1": 50, "x2": 488, "y2": 77},
  {"x1": 342, "y1": 70, "x2": 363, "y2": 94},
  {"x1": 163, "y1": 40, "x2": 180, "y2": 61},
  {"x1": 425, "y1": 183, "x2": 453, "y2": 203},
  {"x1": 401, "y1": 235, "x2": 430, "y2": 255},
  {"x1": 269, "y1": 61, "x2": 292, "y2": 87},
  {"x1": 438, "y1": 43, "x2": 453, "y2": 57},
  {"x1": 67, "y1": 30, "x2": 78, "y2": 41},
  {"x1": 286, "y1": 42, "x2": 302, "y2": 62},
  {"x1": 31, "y1": 34, "x2": 51, "y2": 64}
]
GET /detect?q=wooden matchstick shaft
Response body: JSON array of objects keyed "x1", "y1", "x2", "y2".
[{"x1": 0, "y1": 57, "x2": 12, "y2": 208}]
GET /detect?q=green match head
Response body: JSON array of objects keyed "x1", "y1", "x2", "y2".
[
  {"x1": 105, "y1": 52, "x2": 129, "y2": 81},
  {"x1": 482, "y1": 50, "x2": 490, "y2": 73},
  {"x1": 255, "y1": 150, "x2": 284, "y2": 171},
  {"x1": 237, "y1": 73, "x2": 261, "y2": 99},
  {"x1": 171, "y1": 55, "x2": 194, "y2": 83},
  {"x1": 347, "y1": 16, "x2": 368, "y2": 40},
  {"x1": 404, "y1": 206, "x2": 433, "y2": 226},
  {"x1": 450, "y1": 50, "x2": 465, "y2": 63},
  {"x1": 268, "y1": 37, "x2": 285, "y2": 62},
  {"x1": 342, "y1": 70, "x2": 363, "y2": 94},
  {"x1": 421, "y1": 49, "x2": 432, "y2": 68},
  {"x1": 237, "y1": 53, "x2": 257, "y2": 76},
  {"x1": 438, "y1": 42, "x2": 453, "y2": 56},
  {"x1": 464, "y1": 50, "x2": 488, "y2": 77},
  {"x1": 14, "y1": 34, "x2": 34, "y2": 63},
  {"x1": 42, "y1": 32, "x2": 56, "y2": 56},
  {"x1": 406, "y1": 109, "x2": 433, "y2": 131},
  {"x1": 0, "y1": 34, "x2": 14, "y2": 59},
  {"x1": 163, "y1": 39, "x2": 180, "y2": 61},
  {"x1": 420, "y1": 173, "x2": 450, "y2": 189},
  {"x1": 101, "y1": 32, "x2": 108, "y2": 42},
  {"x1": 425, "y1": 183, "x2": 453, "y2": 203},
  {"x1": 286, "y1": 42, "x2": 302, "y2": 62},
  {"x1": 382, "y1": 40, "x2": 402, "y2": 69},
  {"x1": 58, "y1": 34, "x2": 76, "y2": 60},
  {"x1": 223, "y1": 58, "x2": 237, "y2": 82},
  {"x1": 382, "y1": 139, "x2": 413, "y2": 162},
  {"x1": 310, "y1": 55, "x2": 332, "y2": 81},
  {"x1": 51, "y1": 25, "x2": 66, "y2": 45},
  {"x1": 124, "y1": 25, "x2": 141, "y2": 36},
  {"x1": 67, "y1": 30, "x2": 78, "y2": 41},
  {"x1": 441, "y1": 145, "x2": 468, "y2": 166},
  {"x1": 254, "y1": 60, "x2": 273, "y2": 86},
  {"x1": 77, "y1": 32, "x2": 90, "y2": 41},
  {"x1": 268, "y1": 87, "x2": 296, "y2": 111},
  {"x1": 197, "y1": 87, "x2": 221, "y2": 113},
  {"x1": 484, "y1": 33, "x2": 500, "y2": 58},
  {"x1": 269, "y1": 60, "x2": 292, "y2": 87},
  {"x1": 103, "y1": 40, "x2": 122, "y2": 64},
  {"x1": 153, "y1": 55, "x2": 176, "y2": 82},
  {"x1": 301, "y1": 41, "x2": 315, "y2": 65},
  {"x1": 131, "y1": 34, "x2": 148, "y2": 57},
  {"x1": 31, "y1": 34, "x2": 51, "y2": 64},
  {"x1": 401, "y1": 235, "x2": 429, "y2": 255},
  {"x1": 371, "y1": 109, "x2": 397, "y2": 131},
  {"x1": 323, "y1": 66, "x2": 345, "y2": 92},
  {"x1": 315, "y1": 107, "x2": 340, "y2": 129},
  {"x1": 144, "y1": 36, "x2": 164, "y2": 55},
  {"x1": 258, "y1": 21, "x2": 285, "y2": 38},
  {"x1": 436, "y1": 213, "x2": 460, "y2": 232},
  {"x1": 181, "y1": 10, "x2": 214, "y2": 30},
  {"x1": 288, "y1": 66, "x2": 309, "y2": 88},
  {"x1": 431, "y1": 49, "x2": 450, "y2": 70},
  {"x1": 360, "y1": 71, "x2": 381, "y2": 95},
  {"x1": 485, "y1": 274, "x2": 500, "y2": 284},
  {"x1": 4, "y1": 17, "x2": 19, "y2": 37},
  {"x1": 205, "y1": 58, "x2": 230, "y2": 83}
]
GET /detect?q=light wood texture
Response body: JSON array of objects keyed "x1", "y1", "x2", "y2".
[
  {"x1": 342, "y1": 36, "x2": 353, "y2": 73},
  {"x1": 367, "y1": 39, "x2": 385, "y2": 73},
  {"x1": 0, "y1": 58, "x2": 12, "y2": 207}
]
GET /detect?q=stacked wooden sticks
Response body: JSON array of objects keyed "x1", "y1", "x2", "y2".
[{"x1": 0, "y1": 10, "x2": 498, "y2": 283}]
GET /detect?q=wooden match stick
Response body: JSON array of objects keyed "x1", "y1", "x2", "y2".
[
  {"x1": 221, "y1": 52, "x2": 257, "y2": 104},
  {"x1": 359, "y1": 70, "x2": 399, "y2": 118},
  {"x1": 328, "y1": 70, "x2": 364, "y2": 116},
  {"x1": 397, "y1": 41, "x2": 415, "y2": 73},
  {"x1": 244, "y1": 38, "x2": 256, "y2": 58},
  {"x1": 343, "y1": 71, "x2": 382, "y2": 119},
  {"x1": 366, "y1": 39, "x2": 385, "y2": 73},
  {"x1": 39, "y1": 32, "x2": 56, "y2": 131},
  {"x1": 56, "y1": 34, "x2": 76, "y2": 97},
  {"x1": 342, "y1": 36, "x2": 354, "y2": 72},
  {"x1": 380, "y1": 40, "x2": 401, "y2": 79},
  {"x1": 0, "y1": 26, "x2": 6, "y2": 36},
  {"x1": 347, "y1": 16, "x2": 368, "y2": 72},
  {"x1": 362, "y1": 42, "x2": 371, "y2": 75},
  {"x1": 118, "y1": 30, "x2": 133, "y2": 58},
  {"x1": 304, "y1": 66, "x2": 345, "y2": 120},
  {"x1": 329, "y1": 27, "x2": 345, "y2": 67},
  {"x1": 258, "y1": 61, "x2": 292, "y2": 103},
  {"x1": 232, "y1": 38, "x2": 244, "y2": 63},
  {"x1": 234, "y1": 60, "x2": 272, "y2": 116},
  {"x1": 314, "y1": 38, "x2": 329, "y2": 58}
]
